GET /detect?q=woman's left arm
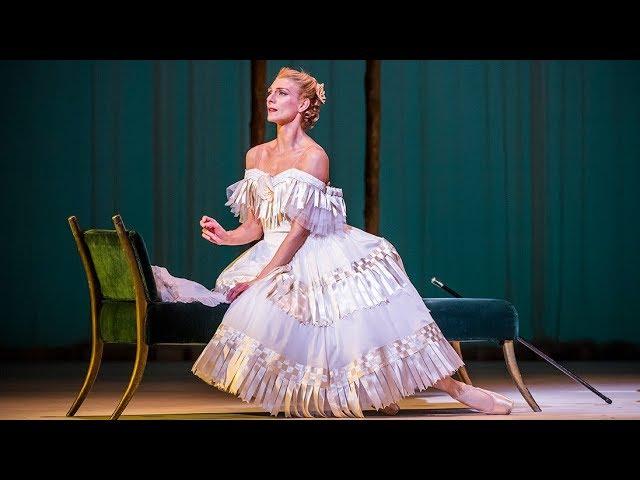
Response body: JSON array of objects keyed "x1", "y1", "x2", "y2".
[
  {"x1": 226, "y1": 222, "x2": 310, "y2": 301},
  {"x1": 226, "y1": 149, "x2": 329, "y2": 302},
  {"x1": 259, "y1": 222, "x2": 311, "y2": 277}
]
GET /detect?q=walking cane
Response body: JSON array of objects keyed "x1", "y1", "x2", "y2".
[{"x1": 430, "y1": 277, "x2": 612, "y2": 404}]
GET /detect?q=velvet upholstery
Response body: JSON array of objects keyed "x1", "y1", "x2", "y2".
[
  {"x1": 84, "y1": 229, "x2": 160, "y2": 302},
  {"x1": 424, "y1": 298, "x2": 519, "y2": 344}
]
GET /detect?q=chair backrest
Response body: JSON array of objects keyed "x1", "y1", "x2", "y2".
[{"x1": 81, "y1": 228, "x2": 160, "y2": 302}]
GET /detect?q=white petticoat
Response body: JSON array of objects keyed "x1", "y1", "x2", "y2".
[{"x1": 152, "y1": 222, "x2": 464, "y2": 418}]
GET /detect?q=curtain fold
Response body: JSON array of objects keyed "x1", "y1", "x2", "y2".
[{"x1": 0, "y1": 60, "x2": 638, "y2": 348}]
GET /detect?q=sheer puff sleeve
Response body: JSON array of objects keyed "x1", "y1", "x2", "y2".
[
  {"x1": 282, "y1": 180, "x2": 347, "y2": 236},
  {"x1": 224, "y1": 177, "x2": 254, "y2": 224}
]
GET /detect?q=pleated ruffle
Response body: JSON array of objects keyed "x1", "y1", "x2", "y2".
[
  {"x1": 192, "y1": 322, "x2": 465, "y2": 418},
  {"x1": 224, "y1": 169, "x2": 346, "y2": 236},
  {"x1": 282, "y1": 183, "x2": 346, "y2": 236},
  {"x1": 265, "y1": 239, "x2": 408, "y2": 326}
]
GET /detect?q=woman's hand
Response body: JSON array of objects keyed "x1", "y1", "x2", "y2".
[
  {"x1": 226, "y1": 279, "x2": 257, "y2": 302},
  {"x1": 200, "y1": 216, "x2": 230, "y2": 246}
]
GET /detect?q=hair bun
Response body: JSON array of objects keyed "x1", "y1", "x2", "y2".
[{"x1": 315, "y1": 82, "x2": 326, "y2": 104}]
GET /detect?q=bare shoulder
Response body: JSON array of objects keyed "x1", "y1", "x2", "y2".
[
  {"x1": 245, "y1": 146, "x2": 259, "y2": 169},
  {"x1": 298, "y1": 144, "x2": 330, "y2": 184},
  {"x1": 245, "y1": 141, "x2": 275, "y2": 169}
]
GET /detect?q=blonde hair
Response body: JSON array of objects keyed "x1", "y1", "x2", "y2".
[{"x1": 275, "y1": 67, "x2": 326, "y2": 130}]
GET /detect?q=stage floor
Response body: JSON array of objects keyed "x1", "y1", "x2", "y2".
[{"x1": 1, "y1": 360, "x2": 638, "y2": 420}]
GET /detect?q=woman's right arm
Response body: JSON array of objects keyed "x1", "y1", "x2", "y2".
[
  {"x1": 200, "y1": 146, "x2": 264, "y2": 246},
  {"x1": 201, "y1": 210, "x2": 262, "y2": 246}
]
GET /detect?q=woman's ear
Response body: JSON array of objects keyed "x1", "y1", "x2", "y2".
[{"x1": 298, "y1": 97, "x2": 310, "y2": 112}]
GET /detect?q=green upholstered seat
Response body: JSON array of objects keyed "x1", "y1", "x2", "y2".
[
  {"x1": 425, "y1": 298, "x2": 519, "y2": 344},
  {"x1": 84, "y1": 228, "x2": 226, "y2": 345},
  {"x1": 99, "y1": 300, "x2": 227, "y2": 344}
]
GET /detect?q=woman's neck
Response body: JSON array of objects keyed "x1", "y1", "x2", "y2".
[{"x1": 274, "y1": 123, "x2": 308, "y2": 153}]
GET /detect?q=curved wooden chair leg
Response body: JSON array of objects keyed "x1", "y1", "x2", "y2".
[
  {"x1": 502, "y1": 340, "x2": 542, "y2": 412},
  {"x1": 450, "y1": 341, "x2": 473, "y2": 385},
  {"x1": 67, "y1": 339, "x2": 104, "y2": 417},
  {"x1": 110, "y1": 343, "x2": 149, "y2": 420}
]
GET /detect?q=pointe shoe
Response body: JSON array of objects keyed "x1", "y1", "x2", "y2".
[
  {"x1": 452, "y1": 384, "x2": 514, "y2": 415},
  {"x1": 379, "y1": 402, "x2": 400, "y2": 416}
]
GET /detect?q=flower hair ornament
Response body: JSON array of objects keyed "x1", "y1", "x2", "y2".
[{"x1": 315, "y1": 82, "x2": 326, "y2": 104}]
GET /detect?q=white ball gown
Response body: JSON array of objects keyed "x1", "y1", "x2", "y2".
[{"x1": 152, "y1": 167, "x2": 465, "y2": 417}]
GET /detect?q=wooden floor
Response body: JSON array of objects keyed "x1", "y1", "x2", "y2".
[{"x1": 1, "y1": 360, "x2": 638, "y2": 420}]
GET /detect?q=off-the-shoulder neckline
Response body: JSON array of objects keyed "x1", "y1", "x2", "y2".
[{"x1": 245, "y1": 167, "x2": 328, "y2": 187}]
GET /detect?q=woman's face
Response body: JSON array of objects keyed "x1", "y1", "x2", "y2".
[{"x1": 266, "y1": 77, "x2": 307, "y2": 126}]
